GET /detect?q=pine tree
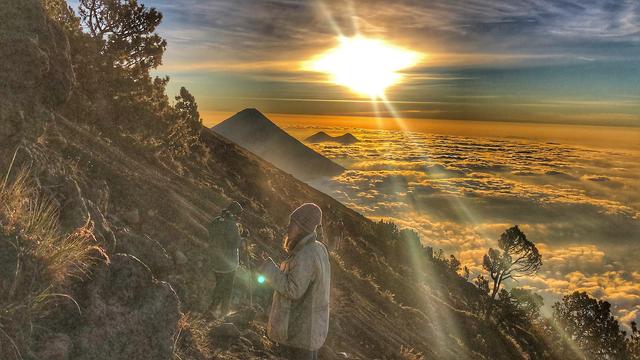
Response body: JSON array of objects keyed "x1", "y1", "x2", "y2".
[{"x1": 553, "y1": 291, "x2": 629, "y2": 359}]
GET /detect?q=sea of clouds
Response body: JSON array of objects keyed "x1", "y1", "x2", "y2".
[{"x1": 292, "y1": 126, "x2": 640, "y2": 325}]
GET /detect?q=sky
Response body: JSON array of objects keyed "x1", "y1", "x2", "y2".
[{"x1": 133, "y1": 0, "x2": 640, "y2": 127}]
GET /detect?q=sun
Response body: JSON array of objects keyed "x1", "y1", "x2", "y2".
[{"x1": 307, "y1": 36, "x2": 421, "y2": 98}]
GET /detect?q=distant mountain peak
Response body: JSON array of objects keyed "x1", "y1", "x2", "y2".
[
  {"x1": 224, "y1": 108, "x2": 277, "y2": 127},
  {"x1": 236, "y1": 108, "x2": 267, "y2": 117},
  {"x1": 306, "y1": 131, "x2": 360, "y2": 144},
  {"x1": 212, "y1": 110, "x2": 344, "y2": 180}
]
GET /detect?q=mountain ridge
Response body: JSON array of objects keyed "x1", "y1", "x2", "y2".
[{"x1": 212, "y1": 109, "x2": 345, "y2": 181}]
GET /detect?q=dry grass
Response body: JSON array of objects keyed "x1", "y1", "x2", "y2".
[
  {"x1": 0, "y1": 167, "x2": 105, "y2": 359},
  {"x1": 400, "y1": 345, "x2": 426, "y2": 360},
  {"x1": 173, "y1": 312, "x2": 213, "y2": 360},
  {"x1": 333, "y1": 254, "x2": 399, "y2": 306}
]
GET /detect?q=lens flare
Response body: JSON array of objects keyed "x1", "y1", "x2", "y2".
[
  {"x1": 257, "y1": 274, "x2": 266, "y2": 284},
  {"x1": 307, "y1": 36, "x2": 421, "y2": 98}
]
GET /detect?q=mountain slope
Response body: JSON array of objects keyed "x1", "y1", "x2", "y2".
[
  {"x1": 306, "y1": 131, "x2": 360, "y2": 144},
  {"x1": 212, "y1": 109, "x2": 345, "y2": 180},
  {"x1": 15, "y1": 114, "x2": 533, "y2": 359}
]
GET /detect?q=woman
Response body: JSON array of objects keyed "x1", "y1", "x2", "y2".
[{"x1": 259, "y1": 203, "x2": 331, "y2": 360}]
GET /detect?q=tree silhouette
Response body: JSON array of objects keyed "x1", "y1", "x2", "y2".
[
  {"x1": 447, "y1": 254, "x2": 461, "y2": 274},
  {"x1": 494, "y1": 287, "x2": 544, "y2": 326},
  {"x1": 553, "y1": 291, "x2": 629, "y2": 359},
  {"x1": 79, "y1": 0, "x2": 166, "y2": 74},
  {"x1": 167, "y1": 87, "x2": 203, "y2": 156},
  {"x1": 483, "y1": 226, "x2": 541, "y2": 299},
  {"x1": 473, "y1": 274, "x2": 491, "y2": 316},
  {"x1": 43, "y1": 0, "x2": 80, "y2": 31},
  {"x1": 630, "y1": 321, "x2": 640, "y2": 359},
  {"x1": 509, "y1": 287, "x2": 544, "y2": 322}
]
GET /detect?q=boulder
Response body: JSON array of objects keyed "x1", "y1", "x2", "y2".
[
  {"x1": 224, "y1": 307, "x2": 256, "y2": 327},
  {"x1": 174, "y1": 250, "x2": 188, "y2": 266},
  {"x1": 242, "y1": 329, "x2": 263, "y2": 346},
  {"x1": 0, "y1": 0, "x2": 74, "y2": 107},
  {"x1": 211, "y1": 322, "x2": 240, "y2": 337},
  {"x1": 0, "y1": 0, "x2": 75, "y2": 146},
  {"x1": 115, "y1": 229, "x2": 172, "y2": 275},
  {"x1": 123, "y1": 208, "x2": 141, "y2": 225},
  {"x1": 73, "y1": 254, "x2": 180, "y2": 360}
]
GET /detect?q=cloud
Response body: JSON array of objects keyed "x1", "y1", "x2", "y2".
[
  {"x1": 307, "y1": 125, "x2": 640, "y2": 323},
  {"x1": 582, "y1": 174, "x2": 611, "y2": 182},
  {"x1": 537, "y1": 243, "x2": 606, "y2": 273},
  {"x1": 148, "y1": 0, "x2": 640, "y2": 67}
]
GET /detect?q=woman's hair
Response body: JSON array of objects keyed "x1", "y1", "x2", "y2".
[
  {"x1": 316, "y1": 224, "x2": 325, "y2": 244},
  {"x1": 284, "y1": 233, "x2": 300, "y2": 253}
]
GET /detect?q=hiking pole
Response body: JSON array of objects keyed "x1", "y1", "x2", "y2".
[{"x1": 243, "y1": 230, "x2": 254, "y2": 307}]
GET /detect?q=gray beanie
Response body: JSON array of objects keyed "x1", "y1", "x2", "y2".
[{"x1": 290, "y1": 203, "x2": 322, "y2": 234}]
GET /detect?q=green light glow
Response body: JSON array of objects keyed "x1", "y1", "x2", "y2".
[{"x1": 257, "y1": 275, "x2": 266, "y2": 284}]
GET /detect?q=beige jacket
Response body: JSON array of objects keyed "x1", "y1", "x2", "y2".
[{"x1": 259, "y1": 232, "x2": 331, "y2": 350}]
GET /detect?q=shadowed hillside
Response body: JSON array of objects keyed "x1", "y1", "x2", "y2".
[
  {"x1": 213, "y1": 109, "x2": 345, "y2": 180},
  {"x1": 2, "y1": 1, "x2": 636, "y2": 360}
]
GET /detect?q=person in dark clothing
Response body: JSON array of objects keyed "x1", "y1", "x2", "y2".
[
  {"x1": 208, "y1": 201, "x2": 244, "y2": 317},
  {"x1": 335, "y1": 218, "x2": 345, "y2": 250}
]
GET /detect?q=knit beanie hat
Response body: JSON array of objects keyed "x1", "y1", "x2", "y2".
[{"x1": 290, "y1": 203, "x2": 322, "y2": 234}]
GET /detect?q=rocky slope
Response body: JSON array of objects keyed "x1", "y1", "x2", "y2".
[
  {"x1": 0, "y1": 1, "x2": 553, "y2": 359},
  {"x1": 212, "y1": 109, "x2": 345, "y2": 180}
]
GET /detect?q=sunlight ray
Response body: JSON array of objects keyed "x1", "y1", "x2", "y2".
[{"x1": 316, "y1": 0, "x2": 344, "y2": 38}]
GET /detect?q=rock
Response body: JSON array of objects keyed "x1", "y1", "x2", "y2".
[
  {"x1": 239, "y1": 336, "x2": 253, "y2": 347},
  {"x1": 123, "y1": 208, "x2": 141, "y2": 225},
  {"x1": 174, "y1": 250, "x2": 188, "y2": 265},
  {"x1": 0, "y1": 0, "x2": 75, "y2": 144},
  {"x1": 224, "y1": 307, "x2": 256, "y2": 327},
  {"x1": 115, "y1": 230, "x2": 171, "y2": 275},
  {"x1": 37, "y1": 333, "x2": 72, "y2": 360},
  {"x1": 242, "y1": 329, "x2": 262, "y2": 346},
  {"x1": 0, "y1": 0, "x2": 75, "y2": 107},
  {"x1": 211, "y1": 322, "x2": 240, "y2": 337},
  {"x1": 74, "y1": 254, "x2": 180, "y2": 360}
]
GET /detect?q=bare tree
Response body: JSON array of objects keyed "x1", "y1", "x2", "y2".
[{"x1": 483, "y1": 226, "x2": 542, "y2": 300}]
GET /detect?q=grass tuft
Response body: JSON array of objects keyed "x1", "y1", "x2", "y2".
[
  {"x1": 400, "y1": 345, "x2": 426, "y2": 360},
  {"x1": 0, "y1": 167, "x2": 105, "y2": 359}
]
